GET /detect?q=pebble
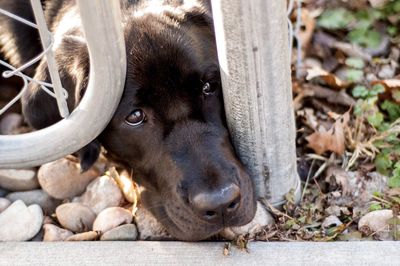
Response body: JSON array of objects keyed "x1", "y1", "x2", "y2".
[
  {"x1": 6, "y1": 190, "x2": 61, "y2": 214},
  {"x1": 0, "y1": 198, "x2": 11, "y2": 213},
  {"x1": 358, "y1": 210, "x2": 400, "y2": 240},
  {"x1": 30, "y1": 228, "x2": 44, "y2": 242},
  {"x1": 38, "y1": 158, "x2": 100, "y2": 200},
  {"x1": 322, "y1": 215, "x2": 343, "y2": 228},
  {"x1": 56, "y1": 203, "x2": 96, "y2": 233},
  {"x1": 0, "y1": 112, "x2": 23, "y2": 135},
  {"x1": 0, "y1": 188, "x2": 8, "y2": 197},
  {"x1": 378, "y1": 64, "x2": 395, "y2": 79},
  {"x1": 73, "y1": 175, "x2": 123, "y2": 214},
  {"x1": 221, "y1": 201, "x2": 274, "y2": 240},
  {"x1": 0, "y1": 169, "x2": 39, "y2": 191},
  {"x1": 100, "y1": 224, "x2": 138, "y2": 241},
  {"x1": 369, "y1": 0, "x2": 390, "y2": 8},
  {"x1": 0, "y1": 200, "x2": 43, "y2": 241},
  {"x1": 66, "y1": 231, "x2": 100, "y2": 241},
  {"x1": 93, "y1": 207, "x2": 133, "y2": 233},
  {"x1": 43, "y1": 224, "x2": 73, "y2": 242}
]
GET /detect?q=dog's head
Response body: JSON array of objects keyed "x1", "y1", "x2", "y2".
[{"x1": 22, "y1": 1, "x2": 256, "y2": 241}]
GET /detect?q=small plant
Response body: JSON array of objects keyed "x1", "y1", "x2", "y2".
[
  {"x1": 352, "y1": 83, "x2": 400, "y2": 188},
  {"x1": 318, "y1": 0, "x2": 400, "y2": 48}
]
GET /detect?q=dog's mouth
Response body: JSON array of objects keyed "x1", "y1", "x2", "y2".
[{"x1": 140, "y1": 171, "x2": 257, "y2": 241}]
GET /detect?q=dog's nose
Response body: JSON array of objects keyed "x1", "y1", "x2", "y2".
[{"x1": 190, "y1": 184, "x2": 241, "y2": 222}]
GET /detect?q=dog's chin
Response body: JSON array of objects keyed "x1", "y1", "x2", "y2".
[
  {"x1": 143, "y1": 198, "x2": 223, "y2": 241},
  {"x1": 141, "y1": 192, "x2": 257, "y2": 241}
]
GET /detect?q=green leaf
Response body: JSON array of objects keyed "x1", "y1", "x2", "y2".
[
  {"x1": 369, "y1": 203, "x2": 383, "y2": 211},
  {"x1": 388, "y1": 175, "x2": 400, "y2": 188},
  {"x1": 388, "y1": 26, "x2": 398, "y2": 36},
  {"x1": 374, "y1": 153, "x2": 392, "y2": 175},
  {"x1": 370, "y1": 84, "x2": 386, "y2": 96},
  {"x1": 346, "y1": 58, "x2": 365, "y2": 69},
  {"x1": 348, "y1": 28, "x2": 381, "y2": 48},
  {"x1": 388, "y1": 163, "x2": 400, "y2": 188},
  {"x1": 368, "y1": 111, "x2": 384, "y2": 127},
  {"x1": 381, "y1": 100, "x2": 400, "y2": 122},
  {"x1": 352, "y1": 85, "x2": 369, "y2": 98},
  {"x1": 346, "y1": 69, "x2": 364, "y2": 82},
  {"x1": 354, "y1": 9, "x2": 382, "y2": 30},
  {"x1": 393, "y1": 90, "x2": 400, "y2": 102},
  {"x1": 318, "y1": 8, "x2": 355, "y2": 30}
]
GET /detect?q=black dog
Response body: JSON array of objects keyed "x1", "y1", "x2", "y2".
[{"x1": 0, "y1": 0, "x2": 256, "y2": 241}]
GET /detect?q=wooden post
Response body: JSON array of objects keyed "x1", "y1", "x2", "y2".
[{"x1": 211, "y1": 0, "x2": 301, "y2": 206}]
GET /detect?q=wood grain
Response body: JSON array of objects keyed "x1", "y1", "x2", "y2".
[
  {"x1": 0, "y1": 241, "x2": 398, "y2": 265},
  {"x1": 211, "y1": 0, "x2": 301, "y2": 205}
]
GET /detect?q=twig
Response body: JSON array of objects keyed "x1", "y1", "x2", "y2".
[
  {"x1": 301, "y1": 159, "x2": 315, "y2": 202},
  {"x1": 261, "y1": 199, "x2": 294, "y2": 220}
]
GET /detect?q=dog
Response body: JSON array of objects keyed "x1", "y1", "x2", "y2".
[{"x1": 0, "y1": 0, "x2": 256, "y2": 241}]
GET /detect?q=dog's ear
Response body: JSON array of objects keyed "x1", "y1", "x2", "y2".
[
  {"x1": 22, "y1": 35, "x2": 101, "y2": 170},
  {"x1": 22, "y1": 35, "x2": 89, "y2": 128},
  {"x1": 182, "y1": 3, "x2": 213, "y2": 27},
  {"x1": 77, "y1": 139, "x2": 102, "y2": 172}
]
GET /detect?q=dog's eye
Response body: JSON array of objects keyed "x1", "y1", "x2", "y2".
[
  {"x1": 202, "y1": 82, "x2": 216, "y2": 95},
  {"x1": 125, "y1": 109, "x2": 146, "y2": 126}
]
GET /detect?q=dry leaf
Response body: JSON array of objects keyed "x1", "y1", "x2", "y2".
[
  {"x1": 372, "y1": 79, "x2": 400, "y2": 103},
  {"x1": 306, "y1": 66, "x2": 348, "y2": 90},
  {"x1": 325, "y1": 166, "x2": 352, "y2": 195},
  {"x1": 306, "y1": 112, "x2": 350, "y2": 155}
]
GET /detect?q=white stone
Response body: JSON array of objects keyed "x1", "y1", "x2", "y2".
[
  {"x1": 73, "y1": 175, "x2": 123, "y2": 214},
  {"x1": 0, "y1": 200, "x2": 43, "y2": 241},
  {"x1": 56, "y1": 203, "x2": 96, "y2": 233},
  {"x1": 93, "y1": 207, "x2": 133, "y2": 233},
  {"x1": 358, "y1": 210, "x2": 400, "y2": 240},
  {"x1": 369, "y1": 0, "x2": 390, "y2": 8},
  {"x1": 38, "y1": 158, "x2": 99, "y2": 200},
  {"x1": 322, "y1": 215, "x2": 343, "y2": 228},
  {"x1": 0, "y1": 198, "x2": 11, "y2": 213},
  {"x1": 6, "y1": 190, "x2": 61, "y2": 214},
  {"x1": 0, "y1": 113, "x2": 23, "y2": 135},
  {"x1": 0, "y1": 169, "x2": 39, "y2": 191}
]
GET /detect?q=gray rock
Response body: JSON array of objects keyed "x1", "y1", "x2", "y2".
[
  {"x1": 358, "y1": 210, "x2": 400, "y2": 240},
  {"x1": 0, "y1": 113, "x2": 23, "y2": 135},
  {"x1": 93, "y1": 207, "x2": 133, "y2": 233},
  {"x1": 30, "y1": 228, "x2": 44, "y2": 242},
  {"x1": 6, "y1": 190, "x2": 61, "y2": 214},
  {"x1": 0, "y1": 200, "x2": 43, "y2": 241},
  {"x1": 66, "y1": 231, "x2": 100, "y2": 241},
  {"x1": 100, "y1": 224, "x2": 138, "y2": 241},
  {"x1": 56, "y1": 203, "x2": 96, "y2": 233},
  {"x1": 43, "y1": 224, "x2": 73, "y2": 242},
  {"x1": 73, "y1": 175, "x2": 123, "y2": 214},
  {"x1": 0, "y1": 198, "x2": 11, "y2": 213},
  {"x1": 38, "y1": 158, "x2": 100, "y2": 200},
  {"x1": 0, "y1": 169, "x2": 39, "y2": 191},
  {"x1": 378, "y1": 64, "x2": 395, "y2": 79},
  {"x1": 0, "y1": 188, "x2": 8, "y2": 197},
  {"x1": 322, "y1": 215, "x2": 343, "y2": 228}
]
